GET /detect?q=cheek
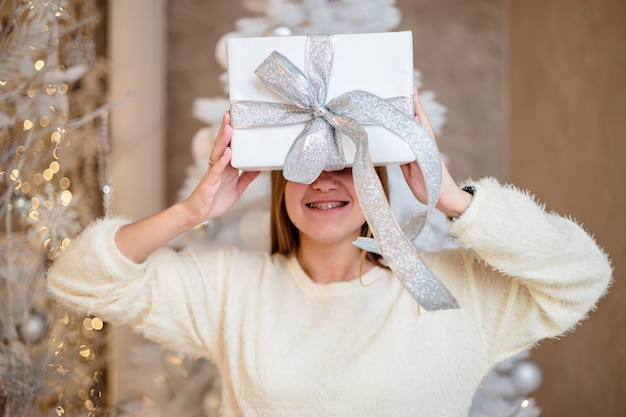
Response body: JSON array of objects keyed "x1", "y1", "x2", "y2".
[{"x1": 283, "y1": 182, "x2": 303, "y2": 222}]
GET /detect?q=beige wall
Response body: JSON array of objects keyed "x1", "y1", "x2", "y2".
[
  {"x1": 397, "y1": 0, "x2": 507, "y2": 183},
  {"x1": 107, "y1": 0, "x2": 168, "y2": 403},
  {"x1": 509, "y1": 0, "x2": 626, "y2": 415}
]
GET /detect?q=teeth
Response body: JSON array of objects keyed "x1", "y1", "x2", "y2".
[{"x1": 306, "y1": 202, "x2": 347, "y2": 209}]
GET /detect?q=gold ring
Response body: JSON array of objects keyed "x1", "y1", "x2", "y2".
[{"x1": 208, "y1": 158, "x2": 217, "y2": 167}]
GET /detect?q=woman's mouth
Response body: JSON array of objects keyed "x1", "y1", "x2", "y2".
[{"x1": 305, "y1": 201, "x2": 348, "y2": 210}]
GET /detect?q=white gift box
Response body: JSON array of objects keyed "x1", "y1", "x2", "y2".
[{"x1": 227, "y1": 31, "x2": 416, "y2": 171}]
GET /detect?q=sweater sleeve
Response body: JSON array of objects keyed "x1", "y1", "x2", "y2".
[
  {"x1": 443, "y1": 177, "x2": 612, "y2": 364},
  {"x1": 46, "y1": 217, "x2": 241, "y2": 358}
]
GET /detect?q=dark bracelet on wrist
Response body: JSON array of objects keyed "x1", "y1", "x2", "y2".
[{"x1": 462, "y1": 185, "x2": 476, "y2": 195}]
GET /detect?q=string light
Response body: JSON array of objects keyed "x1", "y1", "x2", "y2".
[
  {"x1": 50, "y1": 161, "x2": 60, "y2": 173},
  {"x1": 2, "y1": 1, "x2": 111, "y2": 414}
]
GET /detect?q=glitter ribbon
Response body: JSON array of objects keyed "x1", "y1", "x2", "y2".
[{"x1": 230, "y1": 34, "x2": 459, "y2": 311}]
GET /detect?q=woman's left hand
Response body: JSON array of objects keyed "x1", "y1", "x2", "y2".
[{"x1": 400, "y1": 88, "x2": 472, "y2": 219}]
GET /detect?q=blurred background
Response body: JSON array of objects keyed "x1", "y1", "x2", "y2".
[{"x1": 1, "y1": 0, "x2": 623, "y2": 416}]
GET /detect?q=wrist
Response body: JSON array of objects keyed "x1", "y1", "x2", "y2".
[
  {"x1": 442, "y1": 185, "x2": 474, "y2": 220},
  {"x1": 176, "y1": 199, "x2": 209, "y2": 230}
]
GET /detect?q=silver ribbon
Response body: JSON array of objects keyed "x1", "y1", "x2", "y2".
[{"x1": 230, "y1": 34, "x2": 459, "y2": 311}]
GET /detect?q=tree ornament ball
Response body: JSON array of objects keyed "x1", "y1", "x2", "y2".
[
  {"x1": 511, "y1": 360, "x2": 543, "y2": 394},
  {"x1": 17, "y1": 312, "x2": 47, "y2": 344},
  {"x1": 9, "y1": 192, "x2": 30, "y2": 216},
  {"x1": 203, "y1": 390, "x2": 221, "y2": 417},
  {"x1": 215, "y1": 31, "x2": 239, "y2": 69},
  {"x1": 269, "y1": 25, "x2": 294, "y2": 37}
]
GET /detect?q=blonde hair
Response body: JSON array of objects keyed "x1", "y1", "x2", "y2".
[{"x1": 269, "y1": 167, "x2": 390, "y2": 267}]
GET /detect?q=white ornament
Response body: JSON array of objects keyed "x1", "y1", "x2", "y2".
[
  {"x1": 193, "y1": 98, "x2": 230, "y2": 126},
  {"x1": 264, "y1": 25, "x2": 294, "y2": 37},
  {"x1": 9, "y1": 191, "x2": 30, "y2": 217},
  {"x1": 203, "y1": 390, "x2": 221, "y2": 416},
  {"x1": 215, "y1": 31, "x2": 241, "y2": 70},
  {"x1": 16, "y1": 312, "x2": 47, "y2": 344},
  {"x1": 511, "y1": 360, "x2": 543, "y2": 394}
]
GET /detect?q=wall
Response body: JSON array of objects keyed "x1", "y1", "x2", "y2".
[
  {"x1": 509, "y1": 0, "x2": 626, "y2": 415},
  {"x1": 107, "y1": 0, "x2": 168, "y2": 403},
  {"x1": 397, "y1": 0, "x2": 507, "y2": 182}
]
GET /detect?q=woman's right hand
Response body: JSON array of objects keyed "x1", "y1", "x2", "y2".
[{"x1": 181, "y1": 111, "x2": 260, "y2": 226}]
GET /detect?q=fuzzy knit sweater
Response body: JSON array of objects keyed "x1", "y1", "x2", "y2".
[{"x1": 47, "y1": 177, "x2": 612, "y2": 417}]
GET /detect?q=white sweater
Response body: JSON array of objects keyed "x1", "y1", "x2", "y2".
[{"x1": 47, "y1": 177, "x2": 612, "y2": 417}]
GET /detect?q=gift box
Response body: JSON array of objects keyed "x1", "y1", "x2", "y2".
[
  {"x1": 227, "y1": 31, "x2": 416, "y2": 171},
  {"x1": 227, "y1": 31, "x2": 458, "y2": 311}
]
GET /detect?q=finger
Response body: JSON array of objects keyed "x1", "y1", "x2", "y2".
[
  {"x1": 213, "y1": 111, "x2": 229, "y2": 144},
  {"x1": 400, "y1": 160, "x2": 423, "y2": 180},
  {"x1": 413, "y1": 87, "x2": 436, "y2": 140},
  {"x1": 209, "y1": 112, "x2": 233, "y2": 166},
  {"x1": 399, "y1": 163, "x2": 411, "y2": 180},
  {"x1": 215, "y1": 112, "x2": 232, "y2": 150},
  {"x1": 213, "y1": 146, "x2": 233, "y2": 171}
]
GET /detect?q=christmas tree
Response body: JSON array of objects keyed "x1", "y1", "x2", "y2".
[{"x1": 1, "y1": 0, "x2": 110, "y2": 415}]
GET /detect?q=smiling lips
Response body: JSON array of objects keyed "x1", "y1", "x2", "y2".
[{"x1": 305, "y1": 201, "x2": 348, "y2": 210}]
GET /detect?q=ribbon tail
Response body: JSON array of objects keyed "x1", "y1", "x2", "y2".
[
  {"x1": 354, "y1": 210, "x2": 428, "y2": 255},
  {"x1": 401, "y1": 211, "x2": 429, "y2": 241},
  {"x1": 332, "y1": 90, "x2": 443, "y2": 211},
  {"x1": 353, "y1": 236, "x2": 380, "y2": 255},
  {"x1": 328, "y1": 113, "x2": 458, "y2": 311}
]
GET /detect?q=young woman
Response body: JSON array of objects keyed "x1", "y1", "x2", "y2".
[{"x1": 47, "y1": 93, "x2": 612, "y2": 417}]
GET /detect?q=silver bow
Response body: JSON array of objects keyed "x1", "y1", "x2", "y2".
[{"x1": 230, "y1": 34, "x2": 459, "y2": 311}]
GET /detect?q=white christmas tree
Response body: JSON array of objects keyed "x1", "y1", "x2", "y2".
[
  {"x1": 0, "y1": 0, "x2": 110, "y2": 415},
  {"x1": 470, "y1": 350, "x2": 543, "y2": 417}
]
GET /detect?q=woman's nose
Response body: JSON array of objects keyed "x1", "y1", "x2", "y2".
[{"x1": 311, "y1": 171, "x2": 339, "y2": 192}]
